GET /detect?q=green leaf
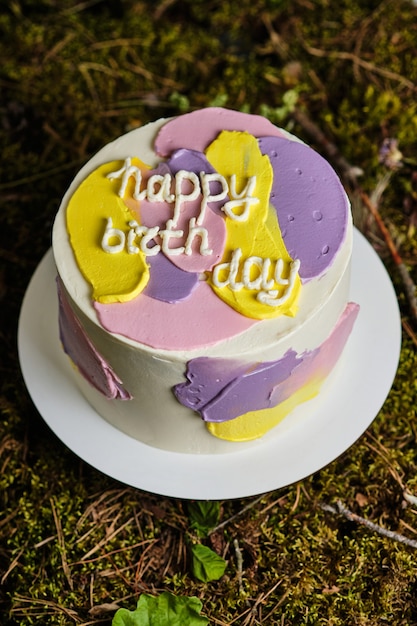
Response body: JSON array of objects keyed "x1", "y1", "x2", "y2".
[
  {"x1": 187, "y1": 501, "x2": 220, "y2": 537},
  {"x1": 112, "y1": 592, "x2": 208, "y2": 626},
  {"x1": 190, "y1": 543, "x2": 227, "y2": 582},
  {"x1": 112, "y1": 607, "x2": 139, "y2": 626}
]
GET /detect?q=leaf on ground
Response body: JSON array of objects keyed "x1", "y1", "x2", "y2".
[
  {"x1": 112, "y1": 592, "x2": 208, "y2": 626},
  {"x1": 188, "y1": 501, "x2": 221, "y2": 537},
  {"x1": 191, "y1": 543, "x2": 227, "y2": 582}
]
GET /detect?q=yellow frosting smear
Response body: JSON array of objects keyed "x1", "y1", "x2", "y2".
[
  {"x1": 66, "y1": 159, "x2": 150, "y2": 304},
  {"x1": 206, "y1": 131, "x2": 301, "y2": 320},
  {"x1": 206, "y1": 376, "x2": 321, "y2": 442}
]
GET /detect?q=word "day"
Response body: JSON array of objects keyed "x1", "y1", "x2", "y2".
[
  {"x1": 212, "y1": 248, "x2": 300, "y2": 307},
  {"x1": 107, "y1": 158, "x2": 260, "y2": 224}
]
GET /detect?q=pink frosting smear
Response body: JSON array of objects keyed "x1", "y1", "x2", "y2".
[
  {"x1": 94, "y1": 281, "x2": 257, "y2": 351},
  {"x1": 154, "y1": 107, "x2": 287, "y2": 157},
  {"x1": 138, "y1": 193, "x2": 226, "y2": 274}
]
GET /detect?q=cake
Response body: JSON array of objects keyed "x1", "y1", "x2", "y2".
[{"x1": 52, "y1": 107, "x2": 359, "y2": 454}]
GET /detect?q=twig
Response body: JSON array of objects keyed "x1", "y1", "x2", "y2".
[
  {"x1": 0, "y1": 159, "x2": 86, "y2": 191},
  {"x1": 403, "y1": 491, "x2": 417, "y2": 507},
  {"x1": 80, "y1": 514, "x2": 135, "y2": 561},
  {"x1": 360, "y1": 189, "x2": 417, "y2": 322},
  {"x1": 233, "y1": 539, "x2": 245, "y2": 597},
  {"x1": 209, "y1": 494, "x2": 265, "y2": 535},
  {"x1": 153, "y1": 0, "x2": 178, "y2": 20},
  {"x1": 1, "y1": 545, "x2": 26, "y2": 584},
  {"x1": 240, "y1": 579, "x2": 284, "y2": 626},
  {"x1": 321, "y1": 500, "x2": 417, "y2": 549},
  {"x1": 11, "y1": 595, "x2": 82, "y2": 621},
  {"x1": 402, "y1": 317, "x2": 417, "y2": 346},
  {"x1": 304, "y1": 45, "x2": 416, "y2": 91}
]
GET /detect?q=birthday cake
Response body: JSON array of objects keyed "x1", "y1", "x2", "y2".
[{"x1": 52, "y1": 107, "x2": 359, "y2": 454}]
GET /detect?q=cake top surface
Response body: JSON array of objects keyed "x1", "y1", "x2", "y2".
[{"x1": 53, "y1": 107, "x2": 351, "y2": 354}]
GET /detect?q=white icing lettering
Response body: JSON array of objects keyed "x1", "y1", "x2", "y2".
[
  {"x1": 211, "y1": 260, "x2": 230, "y2": 288},
  {"x1": 257, "y1": 260, "x2": 301, "y2": 307},
  {"x1": 184, "y1": 217, "x2": 213, "y2": 256},
  {"x1": 127, "y1": 220, "x2": 141, "y2": 254},
  {"x1": 198, "y1": 172, "x2": 228, "y2": 225},
  {"x1": 274, "y1": 258, "x2": 290, "y2": 285},
  {"x1": 107, "y1": 159, "x2": 258, "y2": 225},
  {"x1": 242, "y1": 256, "x2": 263, "y2": 290},
  {"x1": 159, "y1": 219, "x2": 185, "y2": 256},
  {"x1": 102, "y1": 217, "x2": 126, "y2": 253},
  {"x1": 260, "y1": 258, "x2": 275, "y2": 291},
  {"x1": 103, "y1": 219, "x2": 161, "y2": 256},
  {"x1": 107, "y1": 158, "x2": 144, "y2": 200},
  {"x1": 100, "y1": 214, "x2": 301, "y2": 308},
  {"x1": 212, "y1": 249, "x2": 243, "y2": 291},
  {"x1": 229, "y1": 248, "x2": 244, "y2": 291},
  {"x1": 172, "y1": 170, "x2": 200, "y2": 227},
  {"x1": 147, "y1": 173, "x2": 175, "y2": 203},
  {"x1": 222, "y1": 175, "x2": 259, "y2": 221},
  {"x1": 212, "y1": 251, "x2": 300, "y2": 307},
  {"x1": 140, "y1": 226, "x2": 161, "y2": 256}
]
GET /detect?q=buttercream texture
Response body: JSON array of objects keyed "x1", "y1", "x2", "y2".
[{"x1": 53, "y1": 108, "x2": 357, "y2": 453}]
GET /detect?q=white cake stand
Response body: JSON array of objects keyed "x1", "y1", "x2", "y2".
[{"x1": 18, "y1": 229, "x2": 401, "y2": 499}]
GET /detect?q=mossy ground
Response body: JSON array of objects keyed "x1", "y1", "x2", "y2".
[{"x1": 2, "y1": 0, "x2": 417, "y2": 624}]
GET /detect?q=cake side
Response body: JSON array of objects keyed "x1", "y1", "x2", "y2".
[
  {"x1": 56, "y1": 259, "x2": 356, "y2": 453},
  {"x1": 52, "y1": 107, "x2": 358, "y2": 453}
]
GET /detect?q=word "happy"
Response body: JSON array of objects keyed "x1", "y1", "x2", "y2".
[{"x1": 107, "y1": 158, "x2": 260, "y2": 224}]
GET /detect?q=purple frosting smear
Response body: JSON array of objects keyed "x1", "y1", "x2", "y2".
[
  {"x1": 144, "y1": 253, "x2": 199, "y2": 303},
  {"x1": 258, "y1": 136, "x2": 349, "y2": 281},
  {"x1": 57, "y1": 278, "x2": 132, "y2": 400},
  {"x1": 175, "y1": 350, "x2": 302, "y2": 423},
  {"x1": 174, "y1": 357, "x2": 250, "y2": 412},
  {"x1": 174, "y1": 302, "x2": 359, "y2": 423}
]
